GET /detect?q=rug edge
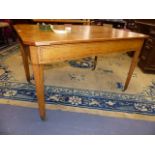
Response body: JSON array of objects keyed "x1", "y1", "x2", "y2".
[{"x1": 0, "y1": 98, "x2": 155, "y2": 122}]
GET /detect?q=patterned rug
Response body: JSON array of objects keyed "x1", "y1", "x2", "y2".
[{"x1": 0, "y1": 44, "x2": 155, "y2": 121}]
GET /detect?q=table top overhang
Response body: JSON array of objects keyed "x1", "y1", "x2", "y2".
[{"x1": 14, "y1": 24, "x2": 148, "y2": 46}]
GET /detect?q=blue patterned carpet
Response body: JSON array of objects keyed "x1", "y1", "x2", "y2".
[
  {"x1": 0, "y1": 45, "x2": 155, "y2": 118},
  {"x1": 0, "y1": 81, "x2": 155, "y2": 116}
]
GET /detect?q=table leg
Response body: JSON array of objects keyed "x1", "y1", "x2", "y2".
[
  {"x1": 20, "y1": 44, "x2": 31, "y2": 82},
  {"x1": 32, "y1": 64, "x2": 46, "y2": 120},
  {"x1": 123, "y1": 49, "x2": 141, "y2": 91},
  {"x1": 92, "y1": 56, "x2": 98, "y2": 70}
]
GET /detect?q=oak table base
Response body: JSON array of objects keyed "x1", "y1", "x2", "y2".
[{"x1": 20, "y1": 39, "x2": 144, "y2": 120}]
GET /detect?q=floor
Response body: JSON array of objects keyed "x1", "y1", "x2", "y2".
[{"x1": 0, "y1": 104, "x2": 155, "y2": 135}]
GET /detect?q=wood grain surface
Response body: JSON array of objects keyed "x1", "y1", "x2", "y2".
[{"x1": 14, "y1": 24, "x2": 148, "y2": 46}]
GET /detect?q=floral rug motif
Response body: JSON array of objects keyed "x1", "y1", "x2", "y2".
[
  {"x1": 69, "y1": 57, "x2": 94, "y2": 69},
  {"x1": 0, "y1": 81, "x2": 155, "y2": 115},
  {"x1": 0, "y1": 45, "x2": 155, "y2": 119}
]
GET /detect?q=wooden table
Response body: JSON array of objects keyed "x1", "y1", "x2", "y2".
[{"x1": 14, "y1": 24, "x2": 148, "y2": 120}]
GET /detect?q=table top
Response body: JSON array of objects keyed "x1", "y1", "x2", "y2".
[{"x1": 14, "y1": 24, "x2": 148, "y2": 46}]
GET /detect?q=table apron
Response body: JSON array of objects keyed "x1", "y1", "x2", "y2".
[{"x1": 29, "y1": 39, "x2": 144, "y2": 64}]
